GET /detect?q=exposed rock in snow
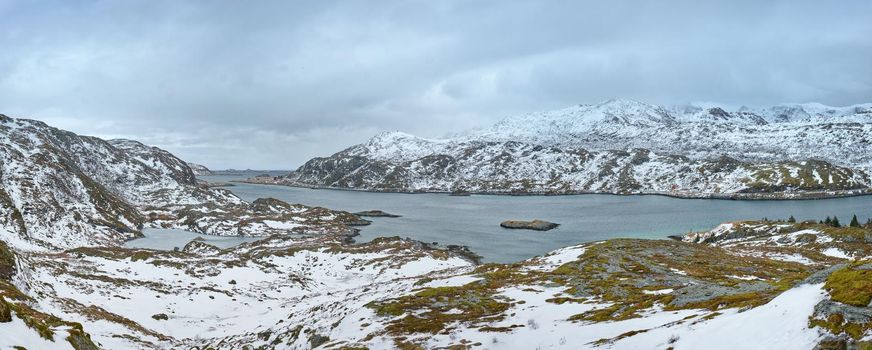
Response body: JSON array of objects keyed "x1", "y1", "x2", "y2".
[
  {"x1": 822, "y1": 247, "x2": 852, "y2": 259},
  {"x1": 278, "y1": 99, "x2": 872, "y2": 197},
  {"x1": 681, "y1": 222, "x2": 872, "y2": 348},
  {"x1": 186, "y1": 162, "x2": 213, "y2": 176},
  {"x1": 18, "y1": 229, "x2": 855, "y2": 350},
  {"x1": 0, "y1": 313, "x2": 78, "y2": 350},
  {"x1": 23, "y1": 235, "x2": 476, "y2": 349},
  {"x1": 1, "y1": 235, "x2": 100, "y2": 350},
  {"x1": 629, "y1": 283, "x2": 828, "y2": 350},
  {"x1": 0, "y1": 114, "x2": 364, "y2": 250},
  {"x1": 683, "y1": 220, "x2": 872, "y2": 266}
]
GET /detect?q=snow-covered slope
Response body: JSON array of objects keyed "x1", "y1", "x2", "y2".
[
  {"x1": 0, "y1": 114, "x2": 358, "y2": 250},
  {"x1": 7, "y1": 217, "x2": 872, "y2": 349},
  {"x1": 22, "y1": 235, "x2": 474, "y2": 349},
  {"x1": 282, "y1": 99, "x2": 872, "y2": 196},
  {"x1": 472, "y1": 99, "x2": 872, "y2": 168}
]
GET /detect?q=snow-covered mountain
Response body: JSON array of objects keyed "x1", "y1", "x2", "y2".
[
  {"x1": 1, "y1": 114, "x2": 869, "y2": 349},
  {"x1": 472, "y1": 99, "x2": 872, "y2": 168},
  {"x1": 282, "y1": 99, "x2": 872, "y2": 197},
  {"x1": 0, "y1": 114, "x2": 358, "y2": 250},
  {"x1": 0, "y1": 113, "x2": 416, "y2": 349}
]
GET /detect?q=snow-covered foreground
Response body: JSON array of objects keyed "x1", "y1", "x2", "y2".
[
  {"x1": 0, "y1": 313, "x2": 77, "y2": 350},
  {"x1": 601, "y1": 283, "x2": 828, "y2": 350},
  {"x1": 20, "y1": 236, "x2": 474, "y2": 349},
  {"x1": 6, "y1": 217, "x2": 872, "y2": 349},
  {"x1": 667, "y1": 283, "x2": 826, "y2": 350},
  {"x1": 8, "y1": 234, "x2": 856, "y2": 350},
  {"x1": 430, "y1": 282, "x2": 826, "y2": 350}
]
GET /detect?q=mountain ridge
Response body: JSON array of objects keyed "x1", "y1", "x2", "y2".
[
  {"x1": 265, "y1": 100, "x2": 872, "y2": 197},
  {"x1": 0, "y1": 114, "x2": 363, "y2": 250}
]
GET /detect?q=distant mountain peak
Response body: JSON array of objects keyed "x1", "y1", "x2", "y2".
[
  {"x1": 353, "y1": 130, "x2": 446, "y2": 162},
  {"x1": 595, "y1": 97, "x2": 649, "y2": 107},
  {"x1": 347, "y1": 99, "x2": 872, "y2": 168},
  {"x1": 370, "y1": 130, "x2": 426, "y2": 141}
]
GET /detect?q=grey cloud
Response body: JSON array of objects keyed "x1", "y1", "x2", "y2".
[{"x1": 1, "y1": 0, "x2": 870, "y2": 168}]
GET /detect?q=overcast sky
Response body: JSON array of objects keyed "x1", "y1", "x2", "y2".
[{"x1": 1, "y1": 1, "x2": 871, "y2": 169}]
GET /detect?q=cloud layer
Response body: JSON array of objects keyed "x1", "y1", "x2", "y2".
[{"x1": 1, "y1": 0, "x2": 870, "y2": 168}]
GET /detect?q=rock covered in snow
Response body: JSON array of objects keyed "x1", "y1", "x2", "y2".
[
  {"x1": 280, "y1": 99, "x2": 872, "y2": 197},
  {"x1": 186, "y1": 162, "x2": 213, "y2": 176}
]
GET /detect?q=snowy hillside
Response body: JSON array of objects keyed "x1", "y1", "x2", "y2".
[
  {"x1": 278, "y1": 99, "x2": 872, "y2": 197},
  {"x1": 6, "y1": 217, "x2": 872, "y2": 349},
  {"x1": 1, "y1": 114, "x2": 870, "y2": 349},
  {"x1": 0, "y1": 114, "x2": 357, "y2": 250},
  {"x1": 473, "y1": 99, "x2": 872, "y2": 170}
]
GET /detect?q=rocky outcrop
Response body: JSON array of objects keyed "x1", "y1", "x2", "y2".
[
  {"x1": 500, "y1": 219, "x2": 559, "y2": 231},
  {"x1": 186, "y1": 162, "x2": 213, "y2": 176},
  {"x1": 182, "y1": 239, "x2": 222, "y2": 256},
  {"x1": 0, "y1": 239, "x2": 100, "y2": 349},
  {"x1": 681, "y1": 220, "x2": 872, "y2": 348},
  {"x1": 354, "y1": 210, "x2": 401, "y2": 217}
]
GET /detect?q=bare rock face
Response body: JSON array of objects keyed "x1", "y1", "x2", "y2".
[
  {"x1": 500, "y1": 219, "x2": 559, "y2": 231},
  {"x1": 186, "y1": 162, "x2": 213, "y2": 176},
  {"x1": 182, "y1": 240, "x2": 222, "y2": 256}
]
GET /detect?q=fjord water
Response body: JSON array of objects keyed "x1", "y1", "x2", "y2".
[{"x1": 199, "y1": 173, "x2": 872, "y2": 263}]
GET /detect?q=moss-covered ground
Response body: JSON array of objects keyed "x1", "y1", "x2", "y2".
[
  {"x1": 1, "y1": 240, "x2": 99, "y2": 350},
  {"x1": 367, "y1": 239, "x2": 812, "y2": 341}
]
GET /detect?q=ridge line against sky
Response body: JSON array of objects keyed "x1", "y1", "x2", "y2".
[{"x1": 1, "y1": 0, "x2": 871, "y2": 169}]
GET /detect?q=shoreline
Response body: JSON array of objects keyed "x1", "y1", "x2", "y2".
[{"x1": 233, "y1": 179, "x2": 872, "y2": 201}]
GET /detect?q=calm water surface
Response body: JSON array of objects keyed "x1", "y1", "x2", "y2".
[
  {"x1": 125, "y1": 228, "x2": 263, "y2": 250},
  {"x1": 195, "y1": 173, "x2": 872, "y2": 263}
]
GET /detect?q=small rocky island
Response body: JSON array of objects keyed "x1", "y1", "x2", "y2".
[
  {"x1": 500, "y1": 219, "x2": 559, "y2": 231},
  {"x1": 354, "y1": 210, "x2": 401, "y2": 218}
]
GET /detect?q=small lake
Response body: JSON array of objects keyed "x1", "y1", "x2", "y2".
[
  {"x1": 125, "y1": 228, "x2": 263, "y2": 250},
  {"x1": 196, "y1": 173, "x2": 872, "y2": 263}
]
